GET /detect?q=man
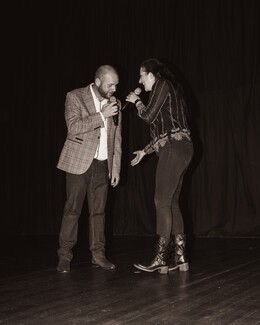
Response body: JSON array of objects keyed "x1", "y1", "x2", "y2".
[{"x1": 56, "y1": 65, "x2": 122, "y2": 273}]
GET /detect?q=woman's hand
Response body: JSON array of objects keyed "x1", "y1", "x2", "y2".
[
  {"x1": 131, "y1": 150, "x2": 146, "y2": 166},
  {"x1": 126, "y1": 92, "x2": 140, "y2": 104}
]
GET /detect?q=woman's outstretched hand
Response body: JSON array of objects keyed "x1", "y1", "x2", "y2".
[{"x1": 131, "y1": 150, "x2": 146, "y2": 166}]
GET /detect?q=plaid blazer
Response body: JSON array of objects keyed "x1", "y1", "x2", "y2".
[{"x1": 57, "y1": 85, "x2": 122, "y2": 177}]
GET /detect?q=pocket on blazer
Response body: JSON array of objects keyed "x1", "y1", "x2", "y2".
[{"x1": 67, "y1": 137, "x2": 83, "y2": 145}]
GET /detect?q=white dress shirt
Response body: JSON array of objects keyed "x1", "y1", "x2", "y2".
[{"x1": 90, "y1": 84, "x2": 108, "y2": 161}]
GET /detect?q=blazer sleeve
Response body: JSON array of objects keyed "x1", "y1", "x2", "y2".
[{"x1": 112, "y1": 107, "x2": 122, "y2": 176}]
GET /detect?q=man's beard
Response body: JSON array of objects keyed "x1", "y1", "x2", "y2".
[{"x1": 98, "y1": 86, "x2": 113, "y2": 99}]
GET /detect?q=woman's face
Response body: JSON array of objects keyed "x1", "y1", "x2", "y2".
[{"x1": 138, "y1": 67, "x2": 155, "y2": 91}]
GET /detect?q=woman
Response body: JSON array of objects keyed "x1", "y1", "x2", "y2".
[{"x1": 126, "y1": 58, "x2": 193, "y2": 274}]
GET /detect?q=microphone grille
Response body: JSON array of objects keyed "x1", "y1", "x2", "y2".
[{"x1": 134, "y1": 88, "x2": 142, "y2": 95}]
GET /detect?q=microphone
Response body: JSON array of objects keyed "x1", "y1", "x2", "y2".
[
  {"x1": 122, "y1": 87, "x2": 142, "y2": 111},
  {"x1": 109, "y1": 96, "x2": 118, "y2": 126}
]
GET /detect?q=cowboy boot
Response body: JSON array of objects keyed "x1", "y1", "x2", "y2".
[
  {"x1": 168, "y1": 234, "x2": 189, "y2": 272},
  {"x1": 134, "y1": 235, "x2": 171, "y2": 274}
]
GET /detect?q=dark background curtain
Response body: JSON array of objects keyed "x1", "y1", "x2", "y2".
[{"x1": 3, "y1": 0, "x2": 260, "y2": 237}]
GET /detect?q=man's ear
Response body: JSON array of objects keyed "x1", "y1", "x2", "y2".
[{"x1": 95, "y1": 77, "x2": 101, "y2": 87}]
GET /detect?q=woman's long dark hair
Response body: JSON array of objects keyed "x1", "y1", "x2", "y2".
[{"x1": 140, "y1": 58, "x2": 185, "y2": 98}]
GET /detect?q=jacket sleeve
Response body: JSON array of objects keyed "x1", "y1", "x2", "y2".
[
  {"x1": 112, "y1": 101, "x2": 122, "y2": 175},
  {"x1": 136, "y1": 80, "x2": 170, "y2": 124}
]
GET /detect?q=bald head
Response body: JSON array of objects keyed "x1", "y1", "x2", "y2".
[
  {"x1": 94, "y1": 65, "x2": 119, "y2": 99},
  {"x1": 95, "y1": 65, "x2": 118, "y2": 80}
]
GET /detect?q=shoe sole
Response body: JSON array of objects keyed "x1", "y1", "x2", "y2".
[
  {"x1": 92, "y1": 263, "x2": 115, "y2": 270},
  {"x1": 134, "y1": 264, "x2": 168, "y2": 274},
  {"x1": 57, "y1": 268, "x2": 70, "y2": 273},
  {"x1": 168, "y1": 263, "x2": 189, "y2": 272}
]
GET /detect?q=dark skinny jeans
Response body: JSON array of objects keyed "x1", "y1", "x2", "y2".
[{"x1": 154, "y1": 138, "x2": 193, "y2": 239}]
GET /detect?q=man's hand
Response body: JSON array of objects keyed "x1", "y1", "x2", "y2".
[
  {"x1": 102, "y1": 102, "x2": 118, "y2": 119},
  {"x1": 111, "y1": 172, "x2": 120, "y2": 187}
]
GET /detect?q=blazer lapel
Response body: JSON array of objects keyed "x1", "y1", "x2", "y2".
[
  {"x1": 83, "y1": 85, "x2": 114, "y2": 132},
  {"x1": 83, "y1": 85, "x2": 96, "y2": 115}
]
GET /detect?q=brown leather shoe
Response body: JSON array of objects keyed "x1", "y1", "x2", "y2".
[{"x1": 92, "y1": 256, "x2": 115, "y2": 270}]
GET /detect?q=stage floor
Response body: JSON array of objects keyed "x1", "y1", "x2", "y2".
[{"x1": 0, "y1": 235, "x2": 260, "y2": 324}]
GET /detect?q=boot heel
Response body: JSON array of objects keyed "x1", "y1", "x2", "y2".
[
  {"x1": 158, "y1": 266, "x2": 169, "y2": 274},
  {"x1": 179, "y1": 263, "x2": 189, "y2": 272}
]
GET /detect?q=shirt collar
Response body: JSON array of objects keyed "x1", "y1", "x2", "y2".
[{"x1": 90, "y1": 83, "x2": 107, "y2": 103}]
